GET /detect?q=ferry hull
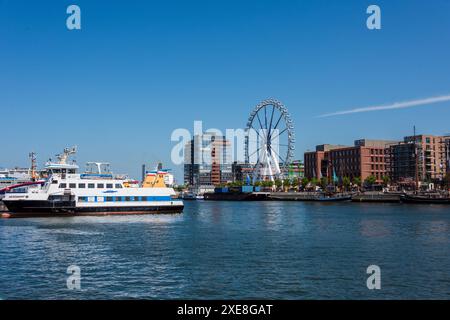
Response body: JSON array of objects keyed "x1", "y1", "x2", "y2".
[{"x1": 2, "y1": 200, "x2": 184, "y2": 217}]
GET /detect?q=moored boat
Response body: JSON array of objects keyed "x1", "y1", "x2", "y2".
[{"x1": 400, "y1": 193, "x2": 450, "y2": 204}]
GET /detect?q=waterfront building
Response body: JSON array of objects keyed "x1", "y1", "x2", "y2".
[
  {"x1": 184, "y1": 134, "x2": 233, "y2": 190},
  {"x1": 304, "y1": 140, "x2": 397, "y2": 183},
  {"x1": 304, "y1": 144, "x2": 347, "y2": 180},
  {"x1": 231, "y1": 161, "x2": 254, "y2": 183},
  {"x1": 444, "y1": 136, "x2": 450, "y2": 175},
  {"x1": 388, "y1": 134, "x2": 448, "y2": 183},
  {"x1": 282, "y1": 159, "x2": 305, "y2": 179}
]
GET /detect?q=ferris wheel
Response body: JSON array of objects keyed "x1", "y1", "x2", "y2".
[{"x1": 245, "y1": 99, "x2": 295, "y2": 182}]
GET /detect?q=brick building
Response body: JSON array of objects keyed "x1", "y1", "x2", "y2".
[{"x1": 304, "y1": 140, "x2": 397, "y2": 183}]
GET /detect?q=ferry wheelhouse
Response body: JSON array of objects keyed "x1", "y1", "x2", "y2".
[{"x1": 2, "y1": 147, "x2": 184, "y2": 216}]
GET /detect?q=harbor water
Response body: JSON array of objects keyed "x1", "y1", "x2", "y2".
[{"x1": 0, "y1": 201, "x2": 449, "y2": 299}]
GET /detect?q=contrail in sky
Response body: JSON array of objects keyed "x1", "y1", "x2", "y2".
[{"x1": 318, "y1": 94, "x2": 450, "y2": 118}]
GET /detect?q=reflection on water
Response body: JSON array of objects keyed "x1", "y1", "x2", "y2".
[
  {"x1": 1, "y1": 202, "x2": 450, "y2": 299},
  {"x1": 360, "y1": 220, "x2": 390, "y2": 238}
]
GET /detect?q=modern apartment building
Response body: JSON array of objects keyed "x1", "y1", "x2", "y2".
[
  {"x1": 388, "y1": 134, "x2": 448, "y2": 183},
  {"x1": 184, "y1": 134, "x2": 233, "y2": 188},
  {"x1": 446, "y1": 137, "x2": 450, "y2": 175},
  {"x1": 284, "y1": 159, "x2": 305, "y2": 179}
]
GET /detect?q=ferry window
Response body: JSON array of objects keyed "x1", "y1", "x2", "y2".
[
  {"x1": 134, "y1": 197, "x2": 140, "y2": 201},
  {"x1": 78, "y1": 183, "x2": 86, "y2": 188},
  {"x1": 97, "y1": 183, "x2": 104, "y2": 188},
  {"x1": 59, "y1": 183, "x2": 67, "y2": 189},
  {"x1": 115, "y1": 196, "x2": 122, "y2": 202},
  {"x1": 106, "y1": 183, "x2": 113, "y2": 189},
  {"x1": 88, "y1": 183, "x2": 95, "y2": 189},
  {"x1": 106, "y1": 197, "x2": 113, "y2": 202},
  {"x1": 52, "y1": 180, "x2": 58, "y2": 184},
  {"x1": 78, "y1": 197, "x2": 87, "y2": 202},
  {"x1": 69, "y1": 183, "x2": 76, "y2": 189},
  {"x1": 142, "y1": 196, "x2": 148, "y2": 201},
  {"x1": 115, "y1": 184, "x2": 123, "y2": 188},
  {"x1": 125, "y1": 196, "x2": 131, "y2": 201}
]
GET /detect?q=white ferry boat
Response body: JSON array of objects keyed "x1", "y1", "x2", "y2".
[{"x1": 2, "y1": 147, "x2": 184, "y2": 217}]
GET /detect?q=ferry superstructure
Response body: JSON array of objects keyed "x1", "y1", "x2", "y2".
[{"x1": 2, "y1": 147, "x2": 184, "y2": 216}]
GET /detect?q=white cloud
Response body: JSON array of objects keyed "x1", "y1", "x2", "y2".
[{"x1": 318, "y1": 94, "x2": 450, "y2": 118}]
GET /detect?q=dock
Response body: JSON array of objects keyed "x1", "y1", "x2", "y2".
[
  {"x1": 351, "y1": 192, "x2": 402, "y2": 203},
  {"x1": 269, "y1": 192, "x2": 323, "y2": 201}
]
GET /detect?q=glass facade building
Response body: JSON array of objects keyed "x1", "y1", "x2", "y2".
[{"x1": 184, "y1": 134, "x2": 233, "y2": 188}]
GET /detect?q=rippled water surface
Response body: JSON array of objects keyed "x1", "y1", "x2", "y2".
[{"x1": 1, "y1": 201, "x2": 450, "y2": 299}]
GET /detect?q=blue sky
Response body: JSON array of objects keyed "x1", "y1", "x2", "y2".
[{"x1": 1, "y1": 0, "x2": 450, "y2": 181}]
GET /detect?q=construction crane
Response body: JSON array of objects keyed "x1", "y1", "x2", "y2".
[{"x1": 28, "y1": 151, "x2": 38, "y2": 181}]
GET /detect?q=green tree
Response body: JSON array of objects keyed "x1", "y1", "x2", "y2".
[
  {"x1": 174, "y1": 185, "x2": 186, "y2": 192},
  {"x1": 291, "y1": 177, "x2": 299, "y2": 191},
  {"x1": 382, "y1": 175, "x2": 390, "y2": 186},
  {"x1": 283, "y1": 179, "x2": 291, "y2": 191},
  {"x1": 365, "y1": 175, "x2": 377, "y2": 186},
  {"x1": 320, "y1": 177, "x2": 328, "y2": 190},
  {"x1": 301, "y1": 177, "x2": 310, "y2": 188},
  {"x1": 274, "y1": 179, "x2": 283, "y2": 191},
  {"x1": 352, "y1": 176, "x2": 361, "y2": 187},
  {"x1": 342, "y1": 177, "x2": 351, "y2": 191},
  {"x1": 310, "y1": 177, "x2": 319, "y2": 187}
]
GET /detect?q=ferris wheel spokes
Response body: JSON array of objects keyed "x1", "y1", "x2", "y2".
[{"x1": 245, "y1": 99, "x2": 294, "y2": 182}]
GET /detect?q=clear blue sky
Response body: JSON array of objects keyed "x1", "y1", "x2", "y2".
[{"x1": 1, "y1": 0, "x2": 450, "y2": 181}]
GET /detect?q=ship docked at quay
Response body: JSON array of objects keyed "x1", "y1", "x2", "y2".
[{"x1": 1, "y1": 147, "x2": 184, "y2": 217}]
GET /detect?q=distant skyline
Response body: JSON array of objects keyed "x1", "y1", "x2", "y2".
[{"x1": 1, "y1": 0, "x2": 450, "y2": 182}]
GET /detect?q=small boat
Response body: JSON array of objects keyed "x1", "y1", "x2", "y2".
[
  {"x1": 181, "y1": 192, "x2": 197, "y2": 200},
  {"x1": 400, "y1": 194, "x2": 450, "y2": 204}
]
